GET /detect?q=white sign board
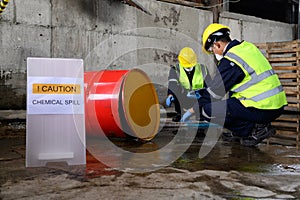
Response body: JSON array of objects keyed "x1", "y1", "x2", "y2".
[
  {"x1": 26, "y1": 57, "x2": 86, "y2": 167},
  {"x1": 27, "y1": 76, "x2": 84, "y2": 115}
]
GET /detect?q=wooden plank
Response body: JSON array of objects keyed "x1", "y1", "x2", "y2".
[
  {"x1": 268, "y1": 57, "x2": 298, "y2": 62},
  {"x1": 283, "y1": 87, "x2": 300, "y2": 93},
  {"x1": 276, "y1": 115, "x2": 300, "y2": 122},
  {"x1": 286, "y1": 96, "x2": 300, "y2": 102},
  {"x1": 277, "y1": 73, "x2": 299, "y2": 79},
  {"x1": 284, "y1": 106, "x2": 300, "y2": 112},
  {"x1": 265, "y1": 40, "x2": 300, "y2": 144},
  {"x1": 281, "y1": 82, "x2": 300, "y2": 87},
  {"x1": 285, "y1": 104, "x2": 300, "y2": 108},
  {"x1": 283, "y1": 86, "x2": 300, "y2": 90},
  {"x1": 269, "y1": 53, "x2": 299, "y2": 57},
  {"x1": 273, "y1": 66, "x2": 300, "y2": 70},
  {"x1": 275, "y1": 132, "x2": 299, "y2": 137},
  {"x1": 267, "y1": 48, "x2": 300, "y2": 54},
  {"x1": 274, "y1": 134, "x2": 299, "y2": 139},
  {"x1": 272, "y1": 121, "x2": 299, "y2": 128},
  {"x1": 272, "y1": 64, "x2": 300, "y2": 68},
  {"x1": 285, "y1": 101, "x2": 300, "y2": 106},
  {"x1": 267, "y1": 40, "x2": 300, "y2": 49},
  {"x1": 274, "y1": 131, "x2": 299, "y2": 136},
  {"x1": 275, "y1": 118, "x2": 299, "y2": 123},
  {"x1": 274, "y1": 130, "x2": 299, "y2": 136},
  {"x1": 285, "y1": 93, "x2": 300, "y2": 97}
]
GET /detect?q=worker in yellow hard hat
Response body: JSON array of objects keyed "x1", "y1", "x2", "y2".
[
  {"x1": 180, "y1": 23, "x2": 287, "y2": 146},
  {"x1": 165, "y1": 47, "x2": 211, "y2": 122}
]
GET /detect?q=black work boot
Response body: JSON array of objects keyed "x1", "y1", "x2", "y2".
[
  {"x1": 221, "y1": 131, "x2": 241, "y2": 142},
  {"x1": 172, "y1": 113, "x2": 182, "y2": 122},
  {"x1": 241, "y1": 123, "x2": 276, "y2": 147}
]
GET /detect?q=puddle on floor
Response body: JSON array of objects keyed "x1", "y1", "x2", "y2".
[
  {"x1": 86, "y1": 125, "x2": 300, "y2": 176},
  {"x1": 1, "y1": 121, "x2": 300, "y2": 180}
]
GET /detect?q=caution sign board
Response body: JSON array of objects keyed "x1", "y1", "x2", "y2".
[
  {"x1": 27, "y1": 77, "x2": 84, "y2": 115},
  {"x1": 26, "y1": 58, "x2": 86, "y2": 167}
]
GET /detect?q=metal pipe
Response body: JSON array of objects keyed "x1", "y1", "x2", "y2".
[{"x1": 0, "y1": 0, "x2": 10, "y2": 14}]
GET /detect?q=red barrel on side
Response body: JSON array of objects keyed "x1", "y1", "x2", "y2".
[{"x1": 84, "y1": 69, "x2": 160, "y2": 141}]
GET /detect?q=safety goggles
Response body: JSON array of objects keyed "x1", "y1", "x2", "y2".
[
  {"x1": 207, "y1": 43, "x2": 214, "y2": 53},
  {"x1": 205, "y1": 31, "x2": 227, "y2": 53}
]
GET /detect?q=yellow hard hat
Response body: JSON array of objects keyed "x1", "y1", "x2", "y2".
[
  {"x1": 178, "y1": 47, "x2": 197, "y2": 68},
  {"x1": 202, "y1": 23, "x2": 230, "y2": 54}
]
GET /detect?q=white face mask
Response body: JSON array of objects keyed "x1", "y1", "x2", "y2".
[
  {"x1": 184, "y1": 67, "x2": 194, "y2": 72},
  {"x1": 215, "y1": 54, "x2": 223, "y2": 61}
]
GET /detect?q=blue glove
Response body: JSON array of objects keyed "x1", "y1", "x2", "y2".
[
  {"x1": 187, "y1": 91, "x2": 201, "y2": 99},
  {"x1": 180, "y1": 110, "x2": 193, "y2": 122},
  {"x1": 165, "y1": 95, "x2": 175, "y2": 107}
]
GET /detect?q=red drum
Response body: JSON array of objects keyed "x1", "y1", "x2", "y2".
[{"x1": 84, "y1": 69, "x2": 160, "y2": 141}]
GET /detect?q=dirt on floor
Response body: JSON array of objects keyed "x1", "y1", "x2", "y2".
[{"x1": 1, "y1": 119, "x2": 300, "y2": 199}]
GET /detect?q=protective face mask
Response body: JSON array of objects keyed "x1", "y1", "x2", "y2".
[
  {"x1": 215, "y1": 54, "x2": 223, "y2": 61},
  {"x1": 184, "y1": 67, "x2": 194, "y2": 72}
]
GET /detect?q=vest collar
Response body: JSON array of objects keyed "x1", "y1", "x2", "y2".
[{"x1": 223, "y1": 39, "x2": 241, "y2": 55}]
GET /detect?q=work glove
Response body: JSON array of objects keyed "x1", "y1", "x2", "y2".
[
  {"x1": 165, "y1": 95, "x2": 175, "y2": 107},
  {"x1": 187, "y1": 90, "x2": 201, "y2": 99},
  {"x1": 180, "y1": 110, "x2": 193, "y2": 122}
]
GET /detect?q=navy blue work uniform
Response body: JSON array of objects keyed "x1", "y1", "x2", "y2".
[
  {"x1": 167, "y1": 64, "x2": 211, "y2": 116},
  {"x1": 193, "y1": 40, "x2": 284, "y2": 137}
]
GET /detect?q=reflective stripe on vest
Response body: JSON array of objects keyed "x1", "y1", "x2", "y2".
[
  {"x1": 225, "y1": 41, "x2": 287, "y2": 109},
  {"x1": 177, "y1": 63, "x2": 207, "y2": 90},
  {"x1": 240, "y1": 85, "x2": 283, "y2": 102},
  {"x1": 168, "y1": 78, "x2": 178, "y2": 83},
  {"x1": 226, "y1": 52, "x2": 277, "y2": 92}
]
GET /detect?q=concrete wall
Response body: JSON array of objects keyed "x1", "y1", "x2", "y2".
[
  {"x1": 220, "y1": 12, "x2": 295, "y2": 43},
  {"x1": 0, "y1": 0, "x2": 295, "y2": 109}
]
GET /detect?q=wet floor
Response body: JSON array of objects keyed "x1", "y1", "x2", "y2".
[
  {"x1": 1, "y1": 120, "x2": 300, "y2": 199},
  {"x1": 1, "y1": 120, "x2": 300, "y2": 177},
  {"x1": 96, "y1": 125, "x2": 300, "y2": 176},
  {"x1": 173, "y1": 141, "x2": 300, "y2": 175}
]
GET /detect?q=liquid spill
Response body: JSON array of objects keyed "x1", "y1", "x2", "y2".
[{"x1": 1, "y1": 121, "x2": 300, "y2": 181}]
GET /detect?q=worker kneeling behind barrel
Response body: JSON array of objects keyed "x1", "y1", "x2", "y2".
[
  {"x1": 179, "y1": 23, "x2": 287, "y2": 147},
  {"x1": 165, "y1": 47, "x2": 212, "y2": 122}
]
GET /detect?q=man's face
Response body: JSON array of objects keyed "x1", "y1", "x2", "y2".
[{"x1": 211, "y1": 41, "x2": 224, "y2": 55}]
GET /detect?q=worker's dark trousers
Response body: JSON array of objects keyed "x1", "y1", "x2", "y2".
[{"x1": 200, "y1": 98, "x2": 284, "y2": 137}]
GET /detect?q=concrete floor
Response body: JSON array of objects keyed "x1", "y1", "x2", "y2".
[{"x1": 1, "y1": 111, "x2": 300, "y2": 199}]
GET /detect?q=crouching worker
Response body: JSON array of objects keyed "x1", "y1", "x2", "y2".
[
  {"x1": 165, "y1": 47, "x2": 211, "y2": 122},
  {"x1": 180, "y1": 23, "x2": 287, "y2": 147}
]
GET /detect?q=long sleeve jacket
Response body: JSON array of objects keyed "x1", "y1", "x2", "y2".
[{"x1": 193, "y1": 40, "x2": 245, "y2": 110}]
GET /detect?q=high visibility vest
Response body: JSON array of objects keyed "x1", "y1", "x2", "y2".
[
  {"x1": 176, "y1": 63, "x2": 207, "y2": 90},
  {"x1": 225, "y1": 41, "x2": 287, "y2": 109}
]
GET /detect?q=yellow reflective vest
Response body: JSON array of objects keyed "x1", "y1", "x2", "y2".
[
  {"x1": 176, "y1": 63, "x2": 207, "y2": 90},
  {"x1": 225, "y1": 41, "x2": 287, "y2": 109}
]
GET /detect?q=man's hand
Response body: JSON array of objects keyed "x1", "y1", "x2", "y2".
[
  {"x1": 180, "y1": 109, "x2": 194, "y2": 122},
  {"x1": 165, "y1": 95, "x2": 175, "y2": 107}
]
